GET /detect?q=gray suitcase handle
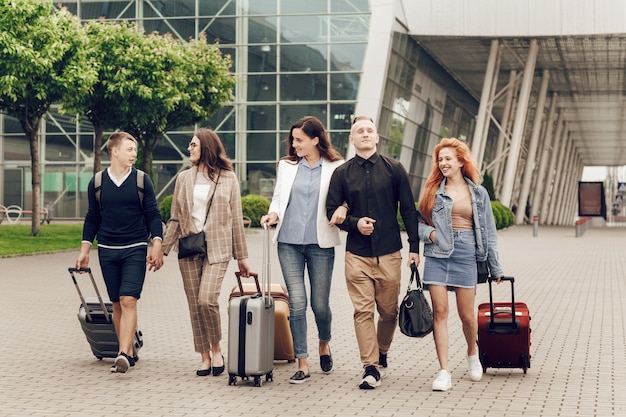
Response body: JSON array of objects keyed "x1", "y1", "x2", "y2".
[
  {"x1": 262, "y1": 225, "x2": 272, "y2": 308},
  {"x1": 68, "y1": 267, "x2": 112, "y2": 323}
]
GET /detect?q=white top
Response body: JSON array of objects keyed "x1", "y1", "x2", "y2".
[{"x1": 192, "y1": 172, "x2": 211, "y2": 233}]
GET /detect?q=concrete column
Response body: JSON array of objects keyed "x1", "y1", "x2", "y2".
[
  {"x1": 555, "y1": 143, "x2": 576, "y2": 225},
  {"x1": 492, "y1": 70, "x2": 517, "y2": 195},
  {"x1": 515, "y1": 69, "x2": 550, "y2": 225},
  {"x1": 478, "y1": 43, "x2": 503, "y2": 170},
  {"x1": 471, "y1": 39, "x2": 499, "y2": 162},
  {"x1": 547, "y1": 134, "x2": 571, "y2": 225},
  {"x1": 540, "y1": 117, "x2": 566, "y2": 224},
  {"x1": 500, "y1": 39, "x2": 538, "y2": 208},
  {"x1": 531, "y1": 92, "x2": 558, "y2": 221}
]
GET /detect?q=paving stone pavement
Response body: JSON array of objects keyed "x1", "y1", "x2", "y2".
[{"x1": 1, "y1": 225, "x2": 625, "y2": 417}]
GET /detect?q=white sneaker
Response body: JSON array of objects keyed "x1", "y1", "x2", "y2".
[
  {"x1": 432, "y1": 370, "x2": 452, "y2": 391},
  {"x1": 467, "y1": 355, "x2": 483, "y2": 382}
]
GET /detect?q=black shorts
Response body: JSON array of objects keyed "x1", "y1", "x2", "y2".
[{"x1": 98, "y1": 245, "x2": 147, "y2": 301}]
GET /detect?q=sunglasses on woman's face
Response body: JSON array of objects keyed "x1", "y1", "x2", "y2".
[{"x1": 189, "y1": 142, "x2": 199, "y2": 149}]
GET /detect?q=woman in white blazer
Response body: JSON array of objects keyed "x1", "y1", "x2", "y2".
[{"x1": 261, "y1": 116, "x2": 346, "y2": 384}]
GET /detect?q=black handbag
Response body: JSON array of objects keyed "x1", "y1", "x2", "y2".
[
  {"x1": 477, "y1": 260, "x2": 490, "y2": 284},
  {"x1": 178, "y1": 230, "x2": 206, "y2": 259},
  {"x1": 399, "y1": 263, "x2": 434, "y2": 338},
  {"x1": 178, "y1": 170, "x2": 220, "y2": 259}
]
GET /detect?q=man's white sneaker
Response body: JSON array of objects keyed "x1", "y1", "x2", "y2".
[
  {"x1": 432, "y1": 370, "x2": 452, "y2": 391},
  {"x1": 467, "y1": 354, "x2": 483, "y2": 382}
]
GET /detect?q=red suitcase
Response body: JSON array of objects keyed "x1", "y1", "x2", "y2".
[{"x1": 477, "y1": 277, "x2": 531, "y2": 374}]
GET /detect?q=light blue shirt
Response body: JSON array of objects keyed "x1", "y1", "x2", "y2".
[{"x1": 277, "y1": 158, "x2": 322, "y2": 245}]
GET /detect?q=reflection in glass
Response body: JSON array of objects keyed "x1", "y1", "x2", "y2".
[
  {"x1": 281, "y1": 44, "x2": 327, "y2": 72},
  {"x1": 280, "y1": 16, "x2": 328, "y2": 43},
  {"x1": 331, "y1": 0, "x2": 370, "y2": 13},
  {"x1": 247, "y1": 106, "x2": 277, "y2": 131},
  {"x1": 79, "y1": 2, "x2": 136, "y2": 20},
  {"x1": 201, "y1": 17, "x2": 236, "y2": 44},
  {"x1": 143, "y1": 18, "x2": 195, "y2": 40},
  {"x1": 246, "y1": 162, "x2": 277, "y2": 196},
  {"x1": 281, "y1": 0, "x2": 327, "y2": 14},
  {"x1": 249, "y1": 16, "x2": 278, "y2": 44},
  {"x1": 46, "y1": 135, "x2": 77, "y2": 162},
  {"x1": 280, "y1": 74, "x2": 327, "y2": 101},
  {"x1": 330, "y1": 73, "x2": 359, "y2": 100},
  {"x1": 142, "y1": 0, "x2": 196, "y2": 18},
  {"x1": 248, "y1": 75, "x2": 277, "y2": 101},
  {"x1": 330, "y1": 44, "x2": 366, "y2": 71},
  {"x1": 204, "y1": 106, "x2": 236, "y2": 131},
  {"x1": 330, "y1": 15, "x2": 369, "y2": 41},
  {"x1": 279, "y1": 104, "x2": 327, "y2": 130},
  {"x1": 329, "y1": 104, "x2": 355, "y2": 131},
  {"x1": 248, "y1": 45, "x2": 277, "y2": 72},
  {"x1": 200, "y1": 1, "x2": 236, "y2": 16},
  {"x1": 245, "y1": 0, "x2": 277, "y2": 15},
  {"x1": 246, "y1": 133, "x2": 277, "y2": 161}
]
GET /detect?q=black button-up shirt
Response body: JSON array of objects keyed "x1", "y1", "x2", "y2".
[{"x1": 326, "y1": 152, "x2": 419, "y2": 257}]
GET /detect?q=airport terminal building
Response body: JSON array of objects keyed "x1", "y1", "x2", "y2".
[{"x1": 2, "y1": 0, "x2": 625, "y2": 226}]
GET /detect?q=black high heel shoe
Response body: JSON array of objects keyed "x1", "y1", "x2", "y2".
[{"x1": 212, "y1": 354, "x2": 225, "y2": 376}]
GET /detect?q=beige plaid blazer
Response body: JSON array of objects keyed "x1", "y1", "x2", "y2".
[{"x1": 162, "y1": 166, "x2": 248, "y2": 263}]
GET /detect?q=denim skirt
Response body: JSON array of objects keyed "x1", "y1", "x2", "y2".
[{"x1": 423, "y1": 230, "x2": 477, "y2": 289}]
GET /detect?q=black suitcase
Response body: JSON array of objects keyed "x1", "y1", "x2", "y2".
[{"x1": 68, "y1": 267, "x2": 143, "y2": 360}]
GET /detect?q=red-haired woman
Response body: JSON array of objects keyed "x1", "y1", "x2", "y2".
[{"x1": 418, "y1": 138, "x2": 504, "y2": 391}]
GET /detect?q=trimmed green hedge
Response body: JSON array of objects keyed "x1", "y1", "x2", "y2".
[
  {"x1": 491, "y1": 200, "x2": 513, "y2": 229},
  {"x1": 159, "y1": 195, "x2": 173, "y2": 223},
  {"x1": 241, "y1": 194, "x2": 270, "y2": 227}
]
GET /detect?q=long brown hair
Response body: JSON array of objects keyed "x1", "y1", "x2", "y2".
[
  {"x1": 282, "y1": 116, "x2": 343, "y2": 163},
  {"x1": 419, "y1": 138, "x2": 481, "y2": 225},
  {"x1": 194, "y1": 128, "x2": 233, "y2": 179}
]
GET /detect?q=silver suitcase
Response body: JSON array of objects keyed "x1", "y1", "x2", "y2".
[{"x1": 227, "y1": 227, "x2": 275, "y2": 387}]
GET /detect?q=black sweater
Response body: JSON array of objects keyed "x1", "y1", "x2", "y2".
[{"x1": 82, "y1": 169, "x2": 163, "y2": 247}]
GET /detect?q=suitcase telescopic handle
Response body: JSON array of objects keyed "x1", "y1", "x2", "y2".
[
  {"x1": 487, "y1": 276, "x2": 516, "y2": 327},
  {"x1": 234, "y1": 271, "x2": 261, "y2": 296},
  {"x1": 68, "y1": 267, "x2": 112, "y2": 323},
  {"x1": 262, "y1": 224, "x2": 272, "y2": 308}
]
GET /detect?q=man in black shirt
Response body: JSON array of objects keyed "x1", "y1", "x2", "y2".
[
  {"x1": 76, "y1": 132, "x2": 163, "y2": 373},
  {"x1": 327, "y1": 116, "x2": 419, "y2": 389}
]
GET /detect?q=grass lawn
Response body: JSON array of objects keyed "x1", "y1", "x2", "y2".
[{"x1": 0, "y1": 224, "x2": 84, "y2": 257}]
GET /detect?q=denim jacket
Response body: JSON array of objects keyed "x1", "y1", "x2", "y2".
[{"x1": 418, "y1": 177, "x2": 504, "y2": 278}]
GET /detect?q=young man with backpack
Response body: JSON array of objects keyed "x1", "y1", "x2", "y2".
[{"x1": 76, "y1": 132, "x2": 163, "y2": 373}]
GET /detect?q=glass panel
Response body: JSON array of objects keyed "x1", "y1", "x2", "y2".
[
  {"x1": 143, "y1": 18, "x2": 195, "y2": 40},
  {"x1": 329, "y1": 103, "x2": 355, "y2": 131},
  {"x1": 152, "y1": 132, "x2": 190, "y2": 162},
  {"x1": 3, "y1": 116, "x2": 23, "y2": 134},
  {"x1": 219, "y1": 47, "x2": 236, "y2": 70},
  {"x1": 201, "y1": 17, "x2": 236, "y2": 45},
  {"x1": 79, "y1": 3, "x2": 136, "y2": 20},
  {"x1": 281, "y1": 0, "x2": 327, "y2": 14},
  {"x1": 45, "y1": 134, "x2": 77, "y2": 162},
  {"x1": 249, "y1": 16, "x2": 278, "y2": 44},
  {"x1": 203, "y1": 106, "x2": 236, "y2": 131},
  {"x1": 330, "y1": 43, "x2": 366, "y2": 71},
  {"x1": 247, "y1": 105, "x2": 277, "y2": 130},
  {"x1": 3, "y1": 136, "x2": 30, "y2": 161},
  {"x1": 200, "y1": 0, "x2": 236, "y2": 16},
  {"x1": 280, "y1": 74, "x2": 327, "y2": 101},
  {"x1": 280, "y1": 44, "x2": 327, "y2": 72},
  {"x1": 3, "y1": 168, "x2": 24, "y2": 207},
  {"x1": 280, "y1": 16, "x2": 328, "y2": 43},
  {"x1": 331, "y1": 0, "x2": 370, "y2": 13},
  {"x1": 79, "y1": 134, "x2": 94, "y2": 162},
  {"x1": 248, "y1": 45, "x2": 277, "y2": 72},
  {"x1": 330, "y1": 73, "x2": 359, "y2": 100},
  {"x1": 328, "y1": 131, "x2": 350, "y2": 158},
  {"x1": 279, "y1": 104, "x2": 327, "y2": 130},
  {"x1": 248, "y1": 75, "x2": 277, "y2": 101},
  {"x1": 330, "y1": 15, "x2": 369, "y2": 41},
  {"x1": 246, "y1": 0, "x2": 277, "y2": 15},
  {"x1": 246, "y1": 133, "x2": 277, "y2": 161},
  {"x1": 246, "y1": 162, "x2": 277, "y2": 197},
  {"x1": 219, "y1": 132, "x2": 236, "y2": 160},
  {"x1": 143, "y1": 1, "x2": 196, "y2": 18}
]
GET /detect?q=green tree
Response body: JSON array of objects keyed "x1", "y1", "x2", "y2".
[
  {"x1": 0, "y1": 1, "x2": 97, "y2": 235},
  {"x1": 105, "y1": 31, "x2": 235, "y2": 174},
  {"x1": 62, "y1": 20, "x2": 145, "y2": 174}
]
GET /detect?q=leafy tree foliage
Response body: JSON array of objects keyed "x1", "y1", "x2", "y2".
[
  {"x1": 0, "y1": 1, "x2": 97, "y2": 235},
  {"x1": 93, "y1": 29, "x2": 235, "y2": 174}
]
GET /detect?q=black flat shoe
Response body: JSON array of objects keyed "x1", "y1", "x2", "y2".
[
  {"x1": 196, "y1": 367, "x2": 212, "y2": 377},
  {"x1": 212, "y1": 354, "x2": 225, "y2": 376},
  {"x1": 289, "y1": 370, "x2": 311, "y2": 384},
  {"x1": 320, "y1": 348, "x2": 333, "y2": 373}
]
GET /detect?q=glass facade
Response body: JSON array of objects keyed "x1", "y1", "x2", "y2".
[{"x1": 0, "y1": 1, "x2": 481, "y2": 217}]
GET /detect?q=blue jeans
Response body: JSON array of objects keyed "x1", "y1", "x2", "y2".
[{"x1": 277, "y1": 243, "x2": 335, "y2": 359}]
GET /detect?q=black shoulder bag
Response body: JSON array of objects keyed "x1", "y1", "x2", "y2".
[{"x1": 178, "y1": 170, "x2": 220, "y2": 259}]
